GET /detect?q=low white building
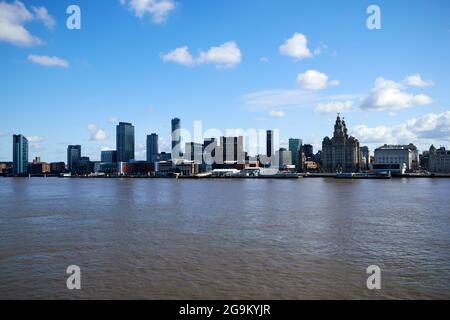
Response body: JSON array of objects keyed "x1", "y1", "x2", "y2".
[{"x1": 374, "y1": 144, "x2": 419, "y2": 172}]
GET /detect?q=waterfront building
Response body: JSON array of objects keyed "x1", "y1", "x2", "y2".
[
  {"x1": 118, "y1": 161, "x2": 154, "y2": 176},
  {"x1": 322, "y1": 115, "x2": 361, "y2": 173},
  {"x1": 171, "y1": 118, "x2": 181, "y2": 162},
  {"x1": 101, "y1": 150, "x2": 117, "y2": 163},
  {"x1": 13, "y1": 135, "x2": 28, "y2": 175},
  {"x1": 276, "y1": 148, "x2": 292, "y2": 169},
  {"x1": 158, "y1": 152, "x2": 172, "y2": 162},
  {"x1": 218, "y1": 136, "x2": 245, "y2": 164},
  {"x1": 50, "y1": 162, "x2": 66, "y2": 174},
  {"x1": 0, "y1": 162, "x2": 13, "y2": 174},
  {"x1": 146, "y1": 133, "x2": 159, "y2": 164},
  {"x1": 203, "y1": 138, "x2": 217, "y2": 166},
  {"x1": 116, "y1": 122, "x2": 135, "y2": 162},
  {"x1": 184, "y1": 142, "x2": 203, "y2": 164},
  {"x1": 429, "y1": 145, "x2": 450, "y2": 173},
  {"x1": 303, "y1": 144, "x2": 314, "y2": 159},
  {"x1": 67, "y1": 145, "x2": 81, "y2": 173},
  {"x1": 374, "y1": 144, "x2": 419, "y2": 172},
  {"x1": 360, "y1": 146, "x2": 370, "y2": 171},
  {"x1": 288, "y1": 138, "x2": 302, "y2": 168}
]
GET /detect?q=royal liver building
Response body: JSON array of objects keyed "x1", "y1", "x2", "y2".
[{"x1": 322, "y1": 114, "x2": 361, "y2": 173}]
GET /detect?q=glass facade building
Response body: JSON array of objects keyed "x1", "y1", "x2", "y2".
[
  {"x1": 13, "y1": 134, "x2": 28, "y2": 175},
  {"x1": 116, "y1": 122, "x2": 135, "y2": 162},
  {"x1": 171, "y1": 118, "x2": 181, "y2": 162},
  {"x1": 67, "y1": 145, "x2": 81, "y2": 173},
  {"x1": 146, "y1": 133, "x2": 159, "y2": 163}
]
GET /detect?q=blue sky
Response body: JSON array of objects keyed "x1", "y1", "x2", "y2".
[{"x1": 1, "y1": 0, "x2": 449, "y2": 162}]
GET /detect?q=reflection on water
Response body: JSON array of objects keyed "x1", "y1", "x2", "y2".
[{"x1": 0, "y1": 178, "x2": 449, "y2": 299}]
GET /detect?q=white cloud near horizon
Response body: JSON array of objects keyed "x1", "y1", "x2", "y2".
[
  {"x1": 120, "y1": 0, "x2": 176, "y2": 24},
  {"x1": 279, "y1": 33, "x2": 312, "y2": 60},
  {"x1": 0, "y1": 1, "x2": 54, "y2": 46},
  {"x1": 162, "y1": 41, "x2": 242, "y2": 68},
  {"x1": 352, "y1": 111, "x2": 450, "y2": 150},
  {"x1": 27, "y1": 135, "x2": 45, "y2": 150},
  {"x1": 28, "y1": 54, "x2": 69, "y2": 68},
  {"x1": 88, "y1": 124, "x2": 107, "y2": 141},
  {"x1": 360, "y1": 77, "x2": 432, "y2": 111}
]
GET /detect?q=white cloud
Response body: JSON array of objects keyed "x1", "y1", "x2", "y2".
[
  {"x1": 0, "y1": 1, "x2": 54, "y2": 46},
  {"x1": 279, "y1": 33, "x2": 312, "y2": 60},
  {"x1": 403, "y1": 74, "x2": 433, "y2": 87},
  {"x1": 268, "y1": 110, "x2": 285, "y2": 118},
  {"x1": 329, "y1": 80, "x2": 340, "y2": 87},
  {"x1": 28, "y1": 54, "x2": 69, "y2": 68},
  {"x1": 297, "y1": 70, "x2": 338, "y2": 91},
  {"x1": 162, "y1": 41, "x2": 242, "y2": 68},
  {"x1": 360, "y1": 77, "x2": 432, "y2": 111},
  {"x1": 88, "y1": 124, "x2": 107, "y2": 141},
  {"x1": 352, "y1": 111, "x2": 450, "y2": 149},
  {"x1": 108, "y1": 117, "x2": 119, "y2": 124},
  {"x1": 316, "y1": 100, "x2": 353, "y2": 113},
  {"x1": 161, "y1": 46, "x2": 195, "y2": 66},
  {"x1": 197, "y1": 41, "x2": 242, "y2": 68},
  {"x1": 259, "y1": 57, "x2": 269, "y2": 63},
  {"x1": 31, "y1": 6, "x2": 55, "y2": 29},
  {"x1": 120, "y1": 0, "x2": 176, "y2": 24},
  {"x1": 27, "y1": 135, "x2": 45, "y2": 150}
]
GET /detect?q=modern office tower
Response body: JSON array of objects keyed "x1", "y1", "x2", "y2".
[
  {"x1": 203, "y1": 138, "x2": 217, "y2": 165},
  {"x1": 171, "y1": 118, "x2": 181, "y2": 161},
  {"x1": 101, "y1": 150, "x2": 117, "y2": 163},
  {"x1": 277, "y1": 148, "x2": 292, "y2": 168},
  {"x1": 13, "y1": 134, "x2": 28, "y2": 175},
  {"x1": 146, "y1": 133, "x2": 159, "y2": 163},
  {"x1": 184, "y1": 142, "x2": 203, "y2": 164},
  {"x1": 219, "y1": 136, "x2": 245, "y2": 164},
  {"x1": 322, "y1": 114, "x2": 361, "y2": 173},
  {"x1": 303, "y1": 144, "x2": 314, "y2": 159},
  {"x1": 116, "y1": 122, "x2": 135, "y2": 162},
  {"x1": 374, "y1": 144, "x2": 419, "y2": 172},
  {"x1": 288, "y1": 138, "x2": 302, "y2": 167},
  {"x1": 266, "y1": 130, "x2": 274, "y2": 158},
  {"x1": 67, "y1": 145, "x2": 81, "y2": 173}
]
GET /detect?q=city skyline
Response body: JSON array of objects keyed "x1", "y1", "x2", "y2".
[{"x1": 1, "y1": 0, "x2": 450, "y2": 162}]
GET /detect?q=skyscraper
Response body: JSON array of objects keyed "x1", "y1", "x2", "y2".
[
  {"x1": 220, "y1": 136, "x2": 245, "y2": 164},
  {"x1": 67, "y1": 145, "x2": 81, "y2": 173},
  {"x1": 13, "y1": 134, "x2": 28, "y2": 175},
  {"x1": 266, "y1": 130, "x2": 273, "y2": 158},
  {"x1": 303, "y1": 144, "x2": 314, "y2": 159},
  {"x1": 171, "y1": 118, "x2": 181, "y2": 162},
  {"x1": 146, "y1": 133, "x2": 159, "y2": 163},
  {"x1": 288, "y1": 138, "x2": 302, "y2": 167},
  {"x1": 101, "y1": 150, "x2": 117, "y2": 163},
  {"x1": 116, "y1": 122, "x2": 135, "y2": 162}
]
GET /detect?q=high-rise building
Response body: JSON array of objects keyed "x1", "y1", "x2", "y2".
[
  {"x1": 67, "y1": 145, "x2": 81, "y2": 173},
  {"x1": 116, "y1": 122, "x2": 135, "y2": 162},
  {"x1": 101, "y1": 150, "x2": 117, "y2": 163},
  {"x1": 146, "y1": 133, "x2": 158, "y2": 163},
  {"x1": 303, "y1": 144, "x2": 314, "y2": 159},
  {"x1": 277, "y1": 148, "x2": 292, "y2": 169},
  {"x1": 203, "y1": 138, "x2": 217, "y2": 165},
  {"x1": 322, "y1": 115, "x2": 361, "y2": 173},
  {"x1": 13, "y1": 134, "x2": 28, "y2": 175},
  {"x1": 266, "y1": 130, "x2": 273, "y2": 158},
  {"x1": 219, "y1": 136, "x2": 245, "y2": 164},
  {"x1": 184, "y1": 142, "x2": 203, "y2": 164},
  {"x1": 288, "y1": 138, "x2": 302, "y2": 167},
  {"x1": 171, "y1": 118, "x2": 181, "y2": 162}
]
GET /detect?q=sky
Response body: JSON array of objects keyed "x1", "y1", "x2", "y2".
[{"x1": 1, "y1": 0, "x2": 449, "y2": 162}]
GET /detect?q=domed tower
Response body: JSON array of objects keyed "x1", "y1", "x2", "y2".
[{"x1": 333, "y1": 113, "x2": 345, "y2": 138}]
